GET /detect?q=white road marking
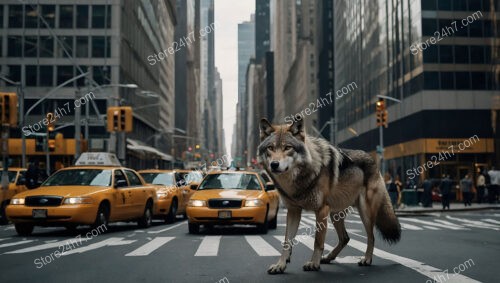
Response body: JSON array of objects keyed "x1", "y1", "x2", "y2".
[
  {"x1": 245, "y1": 236, "x2": 280, "y2": 256},
  {"x1": 195, "y1": 236, "x2": 221, "y2": 256},
  {"x1": 0, "y1": 240, "x2": 36, "y2": 249},
  {"x1": 275, "y1": 235, "x2": 334, "y2": 251},
  {"x1": 62, "y1": 237, "x2": 126, "y2": 255},
  {"x1": 345, "y1": 220, "x2": 363, "y2": 224},
  {"x1": 422, "y1": 226, "x2": 440, "y2": 230},
  {"x1": 445, "y1": 216, "x2": 500, "y2": 231},
  {"x1": 347, "y1": 234, "x2": 480, "y2": 282},
  {"x1": 5, "y1": 238, "x2": 90, "y2": 254},
  {"x1": 107, "y1": 240, "x2": 137, "y2": 246},
  {"x1": 0, "y1": 238, "x2": 11, "y2": 242},
  {"x1": 147, "y1": 221, "x2": 186, "y2": 234},
  {"x1": 125, "y1": 237, "x2": 174, "y2": 256},
  {"x1": 400, "y1": 223, "x2": 423, "y2": 230},
  {"x1": 277, "y1": 224, "x2": 286, "y2": 227},
  {"x1": 401, "y1": 218, "x2": 466, "y2": 230},
  {"x1": 482, "y1": 219, "x2": 500, "y2": 225}
]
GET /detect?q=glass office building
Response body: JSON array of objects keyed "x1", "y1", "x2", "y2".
[{"x1": 334, "y1": 0, "x2": 499, "y2": 182}]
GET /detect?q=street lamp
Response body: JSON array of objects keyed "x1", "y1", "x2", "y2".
[{"x1": 375, "y1": 95, "x2": 402, "y2": 175}]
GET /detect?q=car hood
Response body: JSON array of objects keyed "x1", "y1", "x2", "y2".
[
  {"x1": 12, "y1": 186, "x2": 110, "y2": 198},
  {"x1": 191, "y1": 189, "x2": 264, "y2": 200}
]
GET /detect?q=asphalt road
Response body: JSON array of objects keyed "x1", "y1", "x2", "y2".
[{"x1": 0, "y1": 210, "x2": 498, "y2": 283}]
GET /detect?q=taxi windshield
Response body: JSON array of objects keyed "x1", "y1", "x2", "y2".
[
  {"x1": 198, "y1": 173, "x2": 261, "y2": 190},
  {"x1": 8, "y1": 171, "x2": 17, "y2": 183},
  {"x1": 42, "y1": 169, "x2": 112, "y2": 186},
  {"x1": 140, "y1": 172, "x2": 175, "y2": 186}
]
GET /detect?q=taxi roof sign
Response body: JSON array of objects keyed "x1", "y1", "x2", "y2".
[{"x1": 75, "y1": 152, "x2": 122, "y2": 166}]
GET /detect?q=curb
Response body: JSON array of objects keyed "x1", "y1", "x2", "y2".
[{"x1": 395, "y1": 205, "x2": 500, "y2": 214}]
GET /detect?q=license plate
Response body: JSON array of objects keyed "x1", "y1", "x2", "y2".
[
  {"x1": 32, "y1": 209, "x2": 47, "y2": 219},
  {"x1": 218, "y1": 210, "x2": 231, "y2": 219}
]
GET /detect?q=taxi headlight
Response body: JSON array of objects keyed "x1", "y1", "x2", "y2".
[
  {"x1": 245, "y1": 199, "x2": 264, "y2": 207},
  {"x1": 188, "y1": 200, "x2": 207, "y2": 207},
  {"x1": 156, "y1": 191, "x2": 170, "y2": 199},
  {"x1": 63, "y1": 197, "x2": 94, "y2": 205},
  {"x1": 10, "y1": 198, "x2": 25, "y2": 205}
]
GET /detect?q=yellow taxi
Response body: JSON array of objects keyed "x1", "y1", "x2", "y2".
[
  {"x1": 6, "y1": 153, "x2": 157, "y2": 236},
  {"x1": 0, "y1": 168, "x2": 27, "y2": 224},
  {"x1": 186, "y1": 170, "x2": 280, "y2": 234}
]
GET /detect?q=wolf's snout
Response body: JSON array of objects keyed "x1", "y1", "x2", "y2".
[{"x1": 270, "y1": 161, "x2": 280, "y2": 170}]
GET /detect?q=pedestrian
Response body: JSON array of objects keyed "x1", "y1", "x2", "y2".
[
  {"x1": 422, "y1": 178, "x2": 433, "y2": 207},
  {"x1": 439, "y1": 174, "x2": 452, "y2": 210},
  {"x1": 460, "y1": 174, "x2": 473, "y2": 206},
  {"x1": 385, "y1": 174, "x2": 398, "y2": 209},
  {"x1": 394, "y1": 175, "x2": 403, "y2": 208},
  {"x1": 487, "y1": 167, "x2": 500, "y2": 204},
  {"x1": 25, "y1": 160, "x2": 40, "y2": 190},
  {"x1": 476, "y1": 171, "x2": 486, "y2": 204}
]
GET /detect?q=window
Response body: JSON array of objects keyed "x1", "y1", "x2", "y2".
[
  {"x1": 41, "y1": 5, "x2": 55, "y2": 28},
  {"x1": 421, "y1": 0, "x2": 437, "y2": 10},
  {"x1": 471, "y1": 72, "x2": 486, "y2": 90},
  {"x1": 7, "y1": 36, "x2": 22, "y2": 57},
  {"x1": 57, "y1": 66, "x2": 74, "y2": 85},
  {"x1": 440, "y1": 72, "x2": 454, "y2": 89},
  {"x1": 40, "y1": 36, "x2": 54, "y2": 57},
  {"x1": 8, "y1": 5, "x2": 23, "y2": 28},
  {"x1": 455, "y1": 72, "x2": 470, "y2": 89},
  {"x1": 124, "y1": 170, "x2": 142, "y2": 186},
  {"x1": 423, "y1": 45, "x2": 438, "y2": 63},
  {"x1": 26, "y1": 66, "x2": 37, "y2": 86},
  {"x1": 59, "y1": 5, "x2": 74, "y2": 28},
  {"x1": 114, "y1": 170, "x2": 127, "y2": 187},
  {"x1": 7, "y1": 66, "x2": 21, "y2": 86},
  {"x1": 39, "y1": 66, "x2": 53, "y2": 86},
  {"x1": 424, "y1": 72, "x2": 440, "y2": 89},
  {"x1": 422, "y1": 19, "x2": 437, "y2": 36},
  {"x1": 76, "y1": 36, "x2": 89, "y2": 57},
  {"x1": 437, "y1": 0, "x2": 452, "y2": 10},
  {"x1": 454, "y1": 46, "x2": 469, "y2": 63},
  {"x1": 76, "y1": 66, "x2": 88, "y2": 87},
  {"x1": 468, "y1": 20, "x2": 482, "y2": 37},
  {"x1": 25, "y1": 5, "x2": 38, "y2": 28},
  {"x1": 470, "y1": 46, "x2": 484, "y2": 64},
  {"x1": 454, "y1": 0, "x2": 467, "y2": 11},
  {"x1": 439, "y1": 45, "x2": 453, "y2": 63},
  {"x1": 92, "y1": 36, "x2": 110, "y2": 57},
  {"x1": 92, "y1": 5, "x2": 111, "y2": 28},
  {"x1": 76, "y1": 5, "x2": 89, "y2": 28},
  {"x1": 93, "y1": 66, "x2": 110, "y2": 85},
  {"x1": 24, "y1": 36, "x2": 38, "y2": 57},
  {"x1": 467, "y1": 0, "x2": 481, "y2": 11},
  {"x1": 0, "y1": 6, "x2": 3, "y2": 28},
  {"x1": 58, "y1": 36, "x2": 73, "y2": 58}
]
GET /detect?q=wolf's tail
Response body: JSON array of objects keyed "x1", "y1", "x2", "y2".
[{"x1": 375, "y1": 191, "x2": 401, "y2": 244}]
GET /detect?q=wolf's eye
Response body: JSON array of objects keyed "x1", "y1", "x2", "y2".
[
  {"x1": 267, "y1": 146, "x2": 275, "y2": 151},
  {"x1": 284, "y1": 145, "x2": 293, "y2": 151}
]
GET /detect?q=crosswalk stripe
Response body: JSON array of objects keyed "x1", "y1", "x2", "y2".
[
  {"x1": 62, "y1": 237, "x2": 125, "y2": 255},
  {"x1": 195, "y1": 236, "x2": 221, "y2": 256},
  {"x1": 422, "y1": 226, "x2": 440, "y2": 230},
  {"x1": 401, "y1": 218, "x2": 465, "y2": 230},
  {"x1": 0, "y1": 240, "x2": 36, "y2": 249},
  {"x1": 5, "y1": 238, "x2": 90, "y2": 254},
  {"x1": 400, "y1": 223, "x2": 423, "y2": 230},
  {"x1": 445, "y1": 216, "x2": 500, "y2": 230},
  {"x1": 482, "y1": 219, "x2": 500, "y2": 225},
  {"x1": 346, "y1": 234, "x2": 481, "y2": 283},
  {"x1": 0, "y1": 238, "x2": 11, "y2": 242},
  {"x1": 245, "y1": 236, "x2": 280, "y2": 256},
  {"x1": 125, "y1": 237, "x2": 174, "y2": 256},
  {"x1": 148, "y1": 221, "x2": 186, "y2": 234}
]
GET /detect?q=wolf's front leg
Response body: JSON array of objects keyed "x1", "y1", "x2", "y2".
[
  {"x1": 267, "y1": 206, "x2": 302, "y2": 274},
  {"x1": 303, "y1": 205, "x2": 329, "y2": 271}
]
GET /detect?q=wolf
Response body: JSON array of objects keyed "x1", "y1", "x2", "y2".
[{"x1": 257, "y1": 118, "x2": 401, "y2": 274}]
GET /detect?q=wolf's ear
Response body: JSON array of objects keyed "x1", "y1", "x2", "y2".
[
  {"x1": 260, "y1": 118, "x2": 275, "y2": 140},
  {"x1": 289, "y1": 118, "x2": 305, "y2": 140}
]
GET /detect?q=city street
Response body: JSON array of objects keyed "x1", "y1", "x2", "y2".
[{"x1": 0, "y1": 209, "x2": 498, "y2": 283}]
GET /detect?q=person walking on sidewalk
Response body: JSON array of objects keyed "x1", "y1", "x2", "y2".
[
  {"x1": 385, "y1": 174, "x2": 399, "y2": 209},
  {"x1": 460, "y1": 174, "x2": 473, "y2": 206},
  {"x1": 440, "y1": 174, "x2": 452, "y2": 210},
  {"x1": 488, "y1": 168, "x2": 500, "y2": 204},
  {"x1": 422, "y1": 178, "x2": 433, "y2": 207},
  {"x1": 476, "y1": 171, "x2": 486, "y2": 203}
]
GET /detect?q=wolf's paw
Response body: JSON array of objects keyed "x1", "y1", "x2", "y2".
[
  {"x1": 320, "y1": 256, "x2": 334, "y2": 264},
  {"x1": 267, "y1": 262, "x2": 286, "y2": 274},
  {"x1": 303, "y1": 261, "x2": 321, "y2": 271},
  {"x1": 358, "y1": 257, "x2": 372, "y2": 266}
]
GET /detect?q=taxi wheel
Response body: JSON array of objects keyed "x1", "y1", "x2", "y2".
[
  {"x1": 15, "y1": 223, "x2": 34, "y2": 236},
  {"x1": 269, "y1": 207, "x2": 278, "y2": 229},
  {"x1": 188, "y1": 222, "x2": 200, "y2": 234},
  {"x1": 138, "y1": 202, "x2": 153, "y2": 228},
  {"x1": 165, "y1": 199, "x2": 178, "y2": 224},
  {"x1": 93, "y1": 203, "x2": 110, "y2": 231},
  {"x1": 256, "y1": 207, "x2": 269, "y2": 234}
]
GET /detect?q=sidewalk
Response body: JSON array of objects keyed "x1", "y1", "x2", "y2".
[{"x1": 395, "y1": 202, "x2": 500, "y2": 214}]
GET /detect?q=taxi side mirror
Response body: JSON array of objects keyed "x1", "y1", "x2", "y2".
[
  {"x1": 115, "y1": 179, "x2": 128, "y2": 188},
  {"x1": 265, "y1": 182, "x2": 275, "y2": 191},
  {"x1": 190, "y1": 184, "x2": 198, "y2": 190}
]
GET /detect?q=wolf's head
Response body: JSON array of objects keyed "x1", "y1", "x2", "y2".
[{"x1": 257, "y1": 118, "x2": 308, "y2": 174}]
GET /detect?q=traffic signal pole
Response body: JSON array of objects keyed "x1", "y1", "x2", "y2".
[
  {"x1": 75, "y1": 89, "x2": 81, "y2": 160},
  {"x1": 1, "y1": 124, "x2": 9, "y2": 191}
]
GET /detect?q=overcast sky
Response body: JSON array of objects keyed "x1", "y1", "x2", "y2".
[{"x1": 214, "y1": 0, "x2": 255, "y2": 160}]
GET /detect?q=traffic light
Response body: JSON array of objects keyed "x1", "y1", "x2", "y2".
[
  {"x1": 120, "y1": 106, "x2": 133, "y2": 132},
  {"x1": 48, "y1": 139, "x2": 55, "y2": 152},
  {"x1": 47, "y1": 113, "x2": 55, "y2": 131},
  {"x1": 195, "y1": 144, "x2": 200, "y2": 150},
  {"x1": 382, "y1": 110, "x2": 388, "y2": 128},
  {"x1": 0, "y1": 92, "x2": 18, "y2": 126},
  {"x1": 375, "y1": 98, "x2": 385, "y2": 127},
  {"x1": 107, "y1": 107, "x2": 120, "y2": 132}
]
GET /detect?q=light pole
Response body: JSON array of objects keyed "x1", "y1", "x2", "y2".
[
  {"x1": 0, "y1": 74, "x2": 24, "y2": 167},
  {"x1": 376, "y1": 95, "x2": 402, "y2": 175}
]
